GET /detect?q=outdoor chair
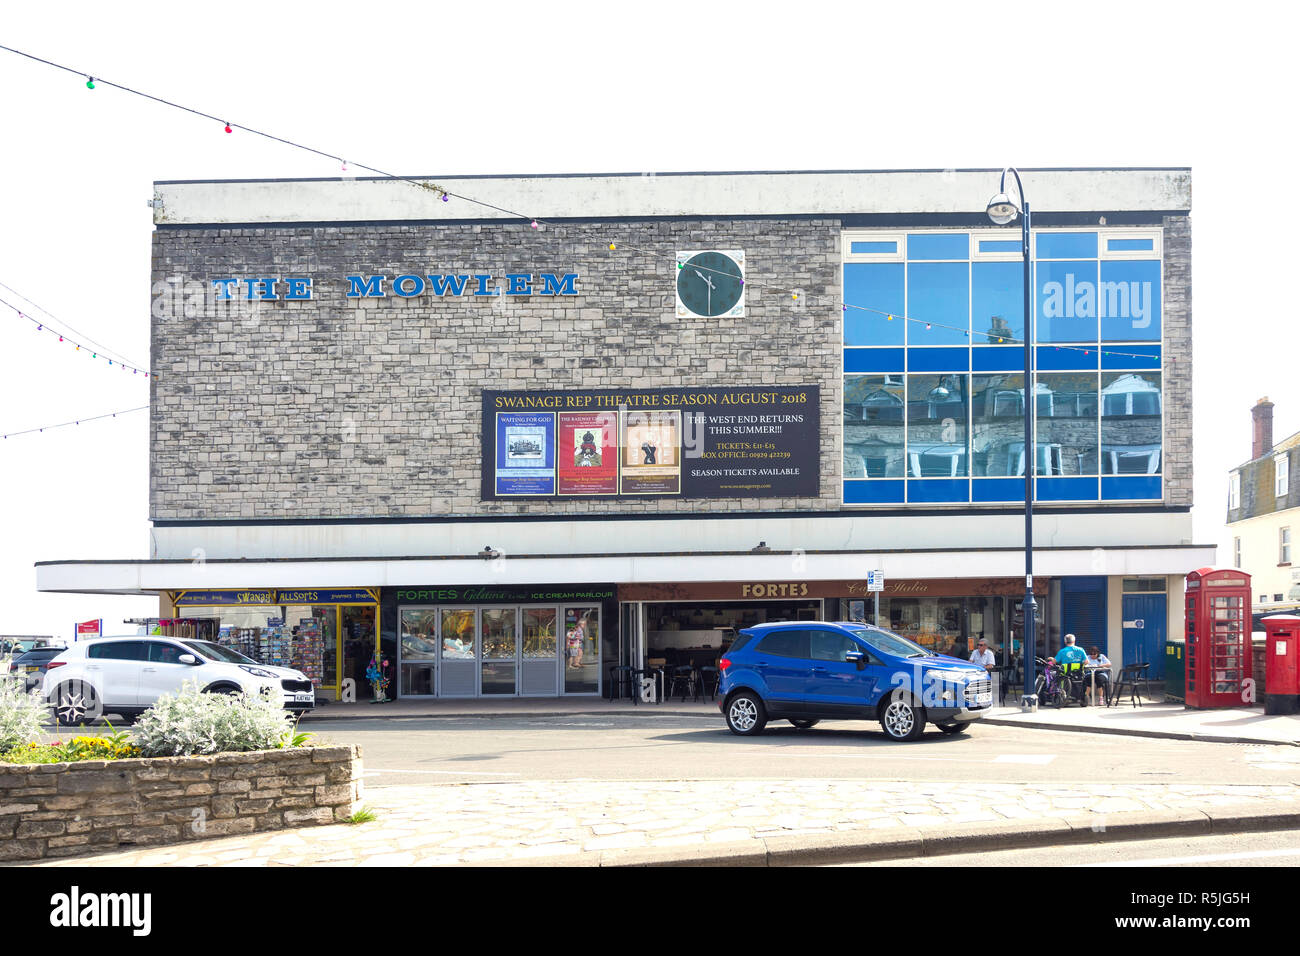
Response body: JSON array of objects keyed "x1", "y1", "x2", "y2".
[
  {"x1": 1109, "y1": 662, "x2": 1150, "y2": 707},
  {"x1": 697, "y1": 665, "x2": 720, "y2": 701},
  {"x1": 667, "y1": 665, "x2": 696, "y2": 701}
]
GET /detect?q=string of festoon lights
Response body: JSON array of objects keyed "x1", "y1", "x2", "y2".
[
  {"x1": 0, "y1": 279, "x2": 146, "y2": 371},
  {"x1": 0, "y1": 294, "x2": 154, "y2": 377},
  {"x1": 1, "y1": 406, "x2": 150, "y2": 440},
  {"x1": 1, "y1": 43, "x2": 1167, "y2": 389}
]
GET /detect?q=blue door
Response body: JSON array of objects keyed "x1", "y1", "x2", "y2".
[{"x1": 1122, "y1": 593, "x2": 1167, "y2": 679}]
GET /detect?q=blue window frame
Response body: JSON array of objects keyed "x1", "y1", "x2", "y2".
[
  {"x1": 850, "y1": 240, "x2": 899, "y2": 254},
  {"x1": 844, "y1": 262, "x2": 905, "y2": 347},
  {"x1": 908, "y1": 262, "x2": 969, "y2": 345},
  {"x1": 1037, "y1": 232, "x2": 1098, "y2": 259},
  {"x1": 842, "y1": 229, "x2": 1166, "y2": 506},
  {"x1": 907, "y1": 233, "x2": 969, "y2": 260}
]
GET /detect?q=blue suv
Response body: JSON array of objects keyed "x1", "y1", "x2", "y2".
[{"x1": 718, "y1": 621, "x2": 992, "y2": 741}]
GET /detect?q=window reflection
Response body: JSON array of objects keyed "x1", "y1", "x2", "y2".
[
  {"x1": 400, "y1": 609, "x2": 439, "y2": 660},
  {"x1": 1035, "y1": 373, "x2": 1098, "y2": 475},
  {"x1": 972, "y1": 261, "x2": 1025, "y2": 343},
  {"x1": 844, "y1": 375, "x2": 905, "y2": 478},
  {"x1": 1101, "y1": 372, "x2": 1161, "y2": 475},
  {"x1": 972, "y1": 374, "x2": 1025, "y2": 476},
  {"x1": 906, "y1": 375, "x2": 968, "y2": 477}
]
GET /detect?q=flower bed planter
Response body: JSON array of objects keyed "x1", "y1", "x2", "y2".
[{"x1": 0, "y1": 744, "x2": 362, "y2": 862}]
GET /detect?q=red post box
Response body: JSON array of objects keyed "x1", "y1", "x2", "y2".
[
  {"x1": 1184, "y1": 568, "x2": 1252, "y2": 709},
  {"x1": 1264, "y1": 615, "x2": 1300, "y2": 715}
]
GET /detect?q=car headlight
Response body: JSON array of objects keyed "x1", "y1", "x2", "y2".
[
  {"x1": 239, "y1": 665, "x2": 280, "y2": 680},
  {"x1": 926, "y1": 670, "x2": 971, "y2": 685}
]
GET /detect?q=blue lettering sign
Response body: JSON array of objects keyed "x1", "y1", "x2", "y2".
[
  {"x1": 393, "y1": 274, "x2": 426, "y2": 297},
  {"x1": 211, "y1": 278, "x2": 239, "y2": 300},
  {"x1": 428, "y1": 274, "x2": 469, "y2": 296},
  {"x1": 345, "y1": 275, "x2": 387, "y2": 297},
  {"x1": 539, "y1": 273, "x2": 578, "y2": 296},
  {"x1": 284, "y1": 277, "x2": 313, "y2": 300},
  {"x1": 473, "y1": 274, "x2": 500, "y2": 296},
  {"x1": 246, "y1": 277, "x2": 279, "y2": 300},
  {"x1": 506, "y1": 273, "x2": 532, "y2": 295}
]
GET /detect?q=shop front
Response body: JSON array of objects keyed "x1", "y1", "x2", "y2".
[
  {"x1": 166, "y1": 588, "x2": 380, "y2": 701},
  {"x1": 385, "y1": 584, "x2": 617, "y2": 698},
  {"x1": 619, "y1": 577, "x2": 1051, "y2": 678}
]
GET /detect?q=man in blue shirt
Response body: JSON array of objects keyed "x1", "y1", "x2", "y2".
[
  {"x1": 1053, "y1": 633, "x2": 1089, "y2": 703},
  {"x1": 1054, "y1": 633, "x2": 1088, "y2": 667}
]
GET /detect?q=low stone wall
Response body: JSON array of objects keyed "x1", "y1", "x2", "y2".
[{"x1": 0, "y1": 744, "x2": 362, "y2": 862}]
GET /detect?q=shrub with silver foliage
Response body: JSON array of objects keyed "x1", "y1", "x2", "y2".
[
  {"x1": 0, "y1": 661, "x2": 52, "y2": 752},
  {"x1": 132, "y1": 680, "x2": 294, "y2": 757}
]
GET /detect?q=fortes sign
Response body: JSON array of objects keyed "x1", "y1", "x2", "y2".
[{"x1": 208, "y1": 272, "x2": 579, "y2": 300}]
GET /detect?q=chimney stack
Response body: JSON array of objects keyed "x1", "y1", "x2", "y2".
[{"x1": 1252, "y1": 397, "x2": 1275, "y2": 460}]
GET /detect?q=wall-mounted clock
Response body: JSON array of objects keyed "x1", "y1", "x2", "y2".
[{"x1": 676, "y1": 250, "x2": 745, "y2": 318}]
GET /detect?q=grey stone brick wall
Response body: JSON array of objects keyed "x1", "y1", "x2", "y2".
[
  {"x1": 150, "y1": 219, "x2": 842, "y2": 520},
  {"x1": 0, "y1": 745, "x2": 362, "y2": 861},
  {"x1": 149, "y1": 215, "x2": 1192, "y2": 520},
  {"x1": 1162, "y1": 215, "x2": 1192, "y2": 507}
]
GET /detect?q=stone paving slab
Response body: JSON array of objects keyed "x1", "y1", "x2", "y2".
[{"x1": 21, "y1": 778, "x2": 1300, "y2": 868}]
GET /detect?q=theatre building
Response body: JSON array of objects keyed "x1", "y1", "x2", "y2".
[{"x1": 37, "y1": 168, "x2": 1214, "y2": 699}]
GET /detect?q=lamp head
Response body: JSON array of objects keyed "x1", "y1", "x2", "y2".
[{"x1": 986, "y1": 192, "x2": 1020, "y2": 225}]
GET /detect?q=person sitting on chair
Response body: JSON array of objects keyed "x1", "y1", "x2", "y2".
[
  {"x1": 1085, "y1": 646, "x2": 1112, "y2": 704},
  {"x1": 1054, "y1": 634, "x2": 1088, "y2": 703}
]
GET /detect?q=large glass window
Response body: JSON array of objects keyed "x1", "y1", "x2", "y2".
[
  {"x1": 842, "y1": 229, "x2": 1165, "y2": 504},
  {"x1": 972, "y1": 374, "x2": 1025, "y2": 477},
  {"x1": 522, "y1": 607, "x2": 557, "y2": 658},
  {"x1": 972, "y1": 261, "x2": 1025, "y2": 343},
  {"x1": 844, "y1": 375, "x2": 905, "y2": 478},
  {"x1": 1035, "y1": 373, "x2": 1098, "y2": 475},
  {"x1": 1100, "y1": 372, "x2": 1161, "y2": 475},
  {"x1": 908, "y1": 262, "x2": 970, "y2": 344},
  {"x1": 906, "y1": 375, "x2": 968, "y2": 476},
  {"x1": 844, "y1": 263, "x2": 905, "y2": 346}
]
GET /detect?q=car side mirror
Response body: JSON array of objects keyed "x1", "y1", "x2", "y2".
[
  {"x1": 844, "y1": 651, "x2": 866, "y2": 671},
  {"x1": 178, "y1": 654, "x2": 200, "y2": 665}
]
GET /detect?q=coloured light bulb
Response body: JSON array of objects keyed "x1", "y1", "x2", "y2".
[
  {"x1": 86, "y1": 77, "x2": 95, "y2": 89},
  {"x1": 224, "y1": 122, "x2": 232, "y2": 133}
]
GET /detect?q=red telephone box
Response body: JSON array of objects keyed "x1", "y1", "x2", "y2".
[{"x1": 1184, "y1": 568, "x2": 1253, "y2": 709}]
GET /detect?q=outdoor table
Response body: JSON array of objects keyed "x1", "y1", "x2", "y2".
[{"x1": 1085, "y1": 664, "x2": 1108, "y2": 705}]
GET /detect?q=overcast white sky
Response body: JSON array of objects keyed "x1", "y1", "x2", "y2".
[{"x1": 0, "y1": 1, "x2": 1294, "y2": 639}]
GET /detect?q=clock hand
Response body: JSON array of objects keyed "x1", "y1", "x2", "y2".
[{"x1": 694, "y1": 269, "x2": 716, "y2": 290}]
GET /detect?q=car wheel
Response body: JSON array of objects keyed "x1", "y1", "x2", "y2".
[
  {"x1": 725, "y1": 691, "x2": 767, "y2": 737},
  {"x1": 53, "y1": 681, "x2": 99, "y2": 727},
  {"x1": 936, "y1": 722, "x2": 968, "y2": 735},
  {"x1": 880, "y1": 692, "x2": 926, "y2": 742},
  {"x1": 789, "y1": 719, "x2": 820, "y2": 730}
]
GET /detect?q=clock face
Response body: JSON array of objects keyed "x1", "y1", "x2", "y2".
[{"x1": 676, "y1": 250, "x2": 745, "y2": 318}]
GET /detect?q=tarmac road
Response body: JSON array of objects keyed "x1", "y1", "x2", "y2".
[{"x1": 289, "y1": 713, "x2": 1300, "y2": 787}]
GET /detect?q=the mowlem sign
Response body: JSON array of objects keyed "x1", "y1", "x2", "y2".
[{"x1": 207, "y1": 273, "x2": 579, "y2": 300}]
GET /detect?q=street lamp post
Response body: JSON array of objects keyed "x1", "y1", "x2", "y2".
[{"x1": 986, "y1": 168, "x2": 1038, "y2": 712}]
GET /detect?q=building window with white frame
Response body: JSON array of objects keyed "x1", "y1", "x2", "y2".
[
  {"x1": 1282, "y1": 527, "x2": 1292, "y2": 565},
  {"x1": 1230, "y1": 472, "x2": 1240, "y2": 510},
  {"x1": 1278, "y1": 454, "x2": 1290, "y2": 497},
  {"x1": 1234, "y1": 536, "x2": 1242, "y2": 568}
]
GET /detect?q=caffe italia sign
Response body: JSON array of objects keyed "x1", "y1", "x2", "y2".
[{"x1": 618, "y1": 578, "x2": 1049, "y2": 601}]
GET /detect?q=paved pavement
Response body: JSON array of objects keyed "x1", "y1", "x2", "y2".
[
  {"x1": 29, "y1": 778, "x2": 1300, "y2": 868},
  {"x1": 19, "y1": 693, "x2": 1300, "y2": 867}
]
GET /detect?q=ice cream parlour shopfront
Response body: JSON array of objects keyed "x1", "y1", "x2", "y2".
[
  {"x1": 162, "y1": 588, "x2": 380, "y2": 701},
  {"x1": 383, "y1": 584, "x2": 618, "y2": 699}
]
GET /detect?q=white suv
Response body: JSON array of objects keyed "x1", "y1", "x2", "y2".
[{"x1": 41, "y1": 636, "x2": 316, "y2": 725}]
